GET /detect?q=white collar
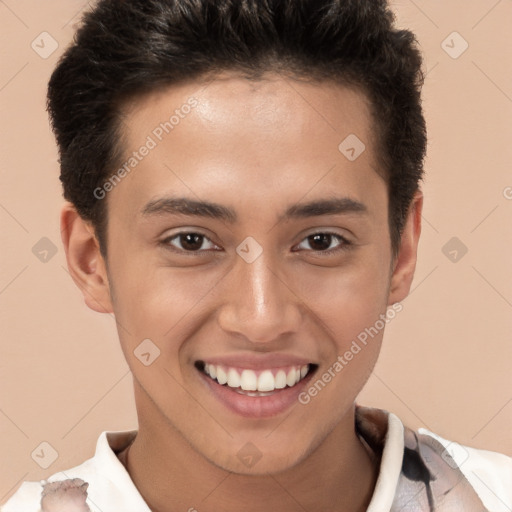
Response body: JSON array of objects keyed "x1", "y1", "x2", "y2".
[{"x1": 69, "y1": 408, "x2": 405, "y2": 510}]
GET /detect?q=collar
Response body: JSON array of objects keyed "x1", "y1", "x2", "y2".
[{"x1": 95, "y1": 405, "x2": 406, "y2": 510}]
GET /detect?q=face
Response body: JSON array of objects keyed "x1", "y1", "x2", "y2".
[{"x1": 91, "y1": 73, "x2": 409, "y2": 474}]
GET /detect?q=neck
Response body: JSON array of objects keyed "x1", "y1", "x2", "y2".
[{"x1": 120, "y1": 393, "x2": 379, "y2": 512}]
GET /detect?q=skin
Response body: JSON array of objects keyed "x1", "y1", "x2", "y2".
[{"x1": 61, "y1": 73, "x2": 422, "y2": 511}]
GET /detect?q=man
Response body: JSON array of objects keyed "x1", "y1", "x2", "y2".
[{"x1": 3, "y1": 0, "x2": 511, "y2": 510}]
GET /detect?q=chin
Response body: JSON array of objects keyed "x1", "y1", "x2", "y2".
[
  {"x1": 196, "y1": 431, "x2": 318, "y2": 476},
  {"x1": 212, "y1": 449, "x2": 306, "y2": 476}
]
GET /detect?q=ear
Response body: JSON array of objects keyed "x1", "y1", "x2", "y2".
[
  {"x1": 60, "y1": 202, "x2": 113, "y2": 313},
  {"x1": 388, "y1": 190, "x2": 423, "y2": 305}
]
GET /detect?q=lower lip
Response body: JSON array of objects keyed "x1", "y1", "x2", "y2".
[{"x1": 198, "y1": 369, "x2": 315, "y2": 418}]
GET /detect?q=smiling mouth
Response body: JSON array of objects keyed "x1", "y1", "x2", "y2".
[{"x1": 195, "y1": 361, "x2": 318, "y2": 396}]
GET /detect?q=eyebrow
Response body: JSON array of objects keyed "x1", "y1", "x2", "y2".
[{"x1": 141, "y1": 196, "x2": 367, "y2": 223}]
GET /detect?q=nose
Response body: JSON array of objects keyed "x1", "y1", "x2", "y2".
[{"x1": 216, "y1": 252, "x2": 303, "y2": 344}]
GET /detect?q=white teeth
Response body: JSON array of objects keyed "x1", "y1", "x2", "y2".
[
  {"x1": 202, "y1": 363, "x2": 312, "y2": 392},
  {"x1": 275, "y1": 370, "x2": 287, "y2": 389},
  {"x1": 257, "y1": 370, "x2": 275, "y2": 392},
  {"x1": 216, "y1": 366, "x2": 228, "y2": 385},
  {"x1": 286, "y1": 368, "x2": 297, "y2": 387},
  {"x1": 227, "y1": 368, "x2": 241, "y2": 388},
  {"x1": 235, "y1": 389, "x2": 276, "y2": 397},
  {"x1": 240, "y1": 369, "x2": 258, "y2": 391}
]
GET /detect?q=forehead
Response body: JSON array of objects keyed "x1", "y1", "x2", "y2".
[
  {"x1": 110, "y1": 73, "x2": 386, "y2": 222},
  {"x1": 120, "y1": 73, "x2": 376, "y2": 154}
]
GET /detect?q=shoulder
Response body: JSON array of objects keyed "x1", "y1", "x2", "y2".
[
  {"x1": 356, "y1": 405, "x2": 512, "y2": 511},
  {"x1": 1, "y1": 481, "x2": 44, "y2": 512},
  {"x1": 1, "y1": 430, "x2": 142, "y2": 512},
  {"x1": 1, "y1": 478, "x2": 91, "y2": 512},
  {"x1": 418, "y1": 427, "x2": 512, "y2": 511},
  {"x1": 1, "y1": 461, "x2": 102, "y2": 512}
]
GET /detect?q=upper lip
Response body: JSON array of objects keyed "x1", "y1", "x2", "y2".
[{"x1": 197, "y1": 353, "x2": 316, "y2": 370}]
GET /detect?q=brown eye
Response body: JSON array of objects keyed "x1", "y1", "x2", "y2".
[
  {"x1": 163, "y1": 232, "x2": 218, "y2": 252},
  {"x1": 295, "y1": 232, "x2": 350, "y2": 254},
  {"x1": 308, "y1": 234, "x2": 333, "y2": 251},
  {"x1": 179, "y1": 233, "x2": 204, "y2": 251}
]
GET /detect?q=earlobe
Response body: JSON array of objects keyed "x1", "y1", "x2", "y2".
[
  {"x1": 60, "y1": 202, "x2": 113, "y2": 314},
  {"x1": 388, "y1": 190, "x2": 423, "y2": 305}
]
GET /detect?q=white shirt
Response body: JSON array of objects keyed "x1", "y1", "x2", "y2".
[{"x1": 2, "y1": 407, "x2": 511, "y2": 511}]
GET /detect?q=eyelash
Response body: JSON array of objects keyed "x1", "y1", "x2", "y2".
[
  {"x1": 294, "y1": 231, "x2": 352, "y2": 255},
  {"x1": 160, "y1": 231, "x2": 352, "y2": 256}
]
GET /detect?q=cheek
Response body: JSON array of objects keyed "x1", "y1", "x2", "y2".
[
  {"x1": 107, "y1": 255, "x2": 224, "y2": 351},
  {"x1": 293, "y1": 253, "x2": 391, "y2": 345},
  {"x1": 293, "y1": 257, "x2": 390, "y2": 412}
]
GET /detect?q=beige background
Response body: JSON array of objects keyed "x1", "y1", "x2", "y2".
[{"x1": 1, "y1": 0, "x2": 511, "y2": 502}]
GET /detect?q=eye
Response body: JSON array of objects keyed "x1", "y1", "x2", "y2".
[
  {"x1": 162, "y1": 232, "x2": 220, "y2": 252},
  {"x1": 294, "y1": 232, "x2": 350, "y2": 254}
]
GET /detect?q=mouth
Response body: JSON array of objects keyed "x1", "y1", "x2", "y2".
[
  {"x1": 196, "y1": 361, "x2": 315, "y2": 394},
  {"x1": 195, "y1": 360, "x2": 318, "y2": 417}
]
